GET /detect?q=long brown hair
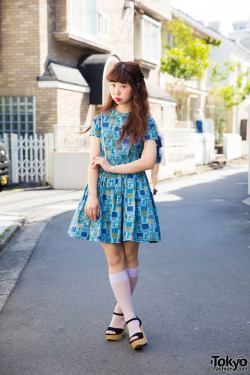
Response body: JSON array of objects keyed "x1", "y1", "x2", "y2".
[{"x1": 86, "y1": 61, "x2": 151, "y2": 145}]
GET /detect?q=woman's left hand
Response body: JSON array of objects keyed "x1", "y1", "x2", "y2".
[{"x1": 91, "y1": 156, "x2": 113, "y2": 173}]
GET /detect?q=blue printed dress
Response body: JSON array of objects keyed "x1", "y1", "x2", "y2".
[{"x1": 67, "y1": 109, "x2": 161, "y2": 243}]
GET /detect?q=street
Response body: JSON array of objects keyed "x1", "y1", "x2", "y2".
[{"x1": 0, "y1": 163, "x2": 249, "y2": 375}]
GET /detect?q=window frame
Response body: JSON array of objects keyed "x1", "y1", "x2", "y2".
[
  {"x1": 135, "y1": 14, "x2": 161, "y2": 65},
  {"x1": 97, "y1": 11, "x2": 109, "y2": 39},
  {"x1": 69, "y1": 0, "x2": 97, "y2": 40},
  {"x1": 0, "y1": 96, "x2": 36, "y2": 136}
]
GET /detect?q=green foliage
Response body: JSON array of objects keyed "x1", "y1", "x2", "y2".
[
  {"x1": 161, "y1": 17, "x2": 212, "y2": 81},
  {"x1": 209, "y1": 61, "x2": 250, "y2": 108},
  {"x1": 208, "y1": 61, "x2": 250, "y2": 143},
  {"x1": 206, "y1": 37, "x2": 222, "y2": 47}
]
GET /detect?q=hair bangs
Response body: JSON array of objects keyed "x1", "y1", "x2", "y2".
[{"x1": 106, "y1": 64, "x2": 130, "y2": 84}]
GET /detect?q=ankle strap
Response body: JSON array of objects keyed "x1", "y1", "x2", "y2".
[
  {"x1": 126, "y1": 316, "x2": 141, "y2": 325},
  {"x1": 113, "y1": 312, "x2": 124, "y2": 316}
]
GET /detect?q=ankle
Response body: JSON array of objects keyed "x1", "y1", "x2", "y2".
[
  {"x1": 125, "y1": 314, "x2": 137, "y2": 324},
  {"x1": 114, "y1": 304, "x2": 123, "y2": 315}
]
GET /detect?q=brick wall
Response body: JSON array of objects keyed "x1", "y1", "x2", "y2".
[
  {"x1": 57, "y1": 89, "x2": 89, "y2": 126},
  {"x1": 0, "y1": 0, "x2": 40, "y2": 87},
  {"x1": 36, "y1": 88, "x2": 57, "y2": 134}
]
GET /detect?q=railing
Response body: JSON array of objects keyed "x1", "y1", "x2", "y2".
[{"x1": 54, "y1": 125, "x2": 90, "y2": 150}]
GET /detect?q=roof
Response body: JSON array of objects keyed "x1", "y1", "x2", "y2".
[
  {"x1": 145, "y1": 79, "x2": 177, "y2": 103},
  {"x1": 172, "y1": 7, "x2": 223, "y2": 41},
  {"x1": 37, "y1": 61, "x2": 89, "y2": 87}
]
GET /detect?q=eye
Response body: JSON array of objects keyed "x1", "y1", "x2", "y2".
[{"x1": 121, "y1": 85, "x2": 126, "y2": 88}]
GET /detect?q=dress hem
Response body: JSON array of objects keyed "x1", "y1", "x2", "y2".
[{"x1": 67, "y1": 233, "x2": 160, "y2": 244}]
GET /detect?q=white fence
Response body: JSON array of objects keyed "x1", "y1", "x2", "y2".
[{"x1": 1, "y1": 133, "x2": 53, "y2": 184}]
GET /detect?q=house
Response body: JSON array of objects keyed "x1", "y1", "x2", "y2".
[
  {"x1": 160, "y1": 7, "x2": 220, "y2": 128},
  {"x1": 0, "y1": 0, "x2": 175, "y2": 140},
  {"x1": 206, "y1": 21, "x2": 250, "y2": 138}
]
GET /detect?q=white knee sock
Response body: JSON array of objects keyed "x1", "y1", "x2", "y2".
[
  {"x1": 109, "y1": 270, "x2": 135, "y2": 321},
  {"x1": 114, "y1": 266, "x2": 139, "y2": 314},
  {"x1": 127, "y1": 265, "x2": 140, "y2": 294},
  {"x1": 109, "y1": 269, "x2": 141, "y2": 337}
]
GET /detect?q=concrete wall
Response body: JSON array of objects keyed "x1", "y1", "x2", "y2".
[
  {"x1": 192, "y1": 133, "x2": 215, "y2": 165},
  {"x1": 223, "y1": 133, "x2": 242, "y2": 160},
  {"x1": 147, "y1": 144, "x2": 196, "y2": 182},
  {"x1": 51, "y1": 152, "x2": 89, "y2": 189}
]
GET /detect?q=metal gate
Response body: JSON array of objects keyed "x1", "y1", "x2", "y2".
[{"x1": 0, "y1": 133, "x2": 53, "y2": 184}]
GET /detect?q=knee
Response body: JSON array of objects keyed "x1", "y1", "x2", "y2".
[
  {"x1": 125, "y1": 252, "x2": 139, "y2": 268},
  {"x1": 107, "y1": 252, "x2": 125, "y2": 268}
]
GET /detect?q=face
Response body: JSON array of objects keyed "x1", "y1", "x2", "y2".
[{"x1": 110, "y1": 82, "x2": 133, "y2": 105}]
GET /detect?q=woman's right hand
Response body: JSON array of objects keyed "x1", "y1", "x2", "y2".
[{"x1": 85, "y1": 195, "x2": 100, "y2": 222}]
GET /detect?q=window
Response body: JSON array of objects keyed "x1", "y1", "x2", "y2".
[
  {"x1": 70, "y1": 0, "x2": 96, "y2": 38},
  {"x1": 0, "y1": 97, "x2": 35, "y2": 136},
  {"x1": 98, "y1": 12, "x2": 108, "y2": 38},
  {"x1": 135, "y1": 15, "x2": 161, "y2": 64}
]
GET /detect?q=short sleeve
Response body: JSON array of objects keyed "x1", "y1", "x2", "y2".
[
  {"x1": 90, "y1": 114, "x2": 101, "y2": 138},
  {"x1": 143, "y1": 115, "x2": 158, "y2": 142}
]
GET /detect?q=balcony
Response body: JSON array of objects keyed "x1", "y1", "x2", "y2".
[
  {"x1": 54, "y1": 0, "x2": 112, "y2": 53},
  {"x1": 135, "y1": 15, "x2": 161, "y2": 69}
]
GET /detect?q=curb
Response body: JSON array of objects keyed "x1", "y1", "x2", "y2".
[
  {"x1": 242, "y1": 197, "x2": 250, "y2": 206},
  {"x1": 0, "y1": 217, "x2": 27, "y2": 254},
  {"x1": 0, "y1": 220, "x2": 49, "y2": 312}
]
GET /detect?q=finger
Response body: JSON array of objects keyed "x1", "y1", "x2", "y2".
[
  {"x1": 97, "y1": 205, "x2": 100, "y2": 218},
  {"x1": 93, "y1": 208, "x2": 97, "y2": 222},
  {"x1": 85, "y1": 207, "x2": 89, "y2": 218},
  {"x1": 89, "y1": 207, "x2": 93, "y2": 220}
]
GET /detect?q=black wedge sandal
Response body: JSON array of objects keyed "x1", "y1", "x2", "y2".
[
  {"x1": 126, "y1": 316, "x2": 148, "y2": 350},
  {"x1": 105, "y1": 312, "x2": 126, "y2": 341}
]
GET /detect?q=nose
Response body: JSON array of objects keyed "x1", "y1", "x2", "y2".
[{"x1": 114, "y1": 86, "x2": 120, "y2": 96}]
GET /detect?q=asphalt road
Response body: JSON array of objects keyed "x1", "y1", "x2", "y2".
[{"x1": 0, "y1": 165, "x2": 249, "y2": 375}]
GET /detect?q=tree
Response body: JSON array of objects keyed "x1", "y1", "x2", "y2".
[
  {"x1": 161, "y1": 17, "x2": 220, "y2": 120},
  {"x1": 208, "y1": 61, "x2": 250, "y2": 143}
]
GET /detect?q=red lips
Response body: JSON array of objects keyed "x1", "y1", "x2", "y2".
[{"x1": 115, "y1": 97, "x2": 121, "y2": 101}]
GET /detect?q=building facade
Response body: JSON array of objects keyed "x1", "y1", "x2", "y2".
[
  {"x1": 207, "y1": 27, "x2": 250, "y2": 135},
  {"x1": 160, "y1": 7, "x2": 220, "y2": 128},
  {"x1": 0, "y1": 0, "x2": 175, "y2": 139}
]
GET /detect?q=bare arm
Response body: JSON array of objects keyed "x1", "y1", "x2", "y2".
[
  {"x1": 85, "y1": 136, "x2": 101, "y2": 221},
  {"x1": 91, "y1": 139, "x2": 157, "y2": 174}
]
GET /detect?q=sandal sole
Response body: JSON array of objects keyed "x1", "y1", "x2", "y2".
[{"x1": 106, "y1": 326, "x2": 126, "y2": 341}]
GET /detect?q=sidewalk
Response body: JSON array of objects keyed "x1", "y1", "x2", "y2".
[{"x1": 0, "y1": 213, "x2": 27, "y2": 253}]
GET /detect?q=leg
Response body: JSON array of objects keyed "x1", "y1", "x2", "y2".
[
  {"x1": 101, "y1": 242, "x2": 141, "y2": 342},
  {"x1": 113, "y1": 241, "x2": 140, "y2": 315},
  {"x1": 151, "y1": 163, "x2": 160, "y2": 193}
]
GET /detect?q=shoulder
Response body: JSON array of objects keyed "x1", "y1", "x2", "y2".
[
  {"x1": 147, "y1": 114, "x2": 156, "y2": 126},
  {"x1": 143, "y1": 114, "x2": 157, "y2": 142},
  {"x1": 93, "y1": 109, "x2": 113, "y2": 122}
]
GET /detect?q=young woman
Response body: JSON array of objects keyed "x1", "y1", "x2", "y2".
[
  {"x1": 151, "y1": 125, "x2": 164, "y2": 195},
  {"x1": 67, "y1": 61, "x2": 161, "y2": 350}
]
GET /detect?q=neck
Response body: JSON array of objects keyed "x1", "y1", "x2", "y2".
[{"x1": 116, "y1": 102, "x2": 132, "y2": 113}]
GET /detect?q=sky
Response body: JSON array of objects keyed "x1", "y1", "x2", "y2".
[{"x1": 171, "y1": 0, "x2": 250, "y2": 36}]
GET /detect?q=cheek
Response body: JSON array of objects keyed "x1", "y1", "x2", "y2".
[{"x1": 125, "y1": 88, "x2": 133, "y2": 98}]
